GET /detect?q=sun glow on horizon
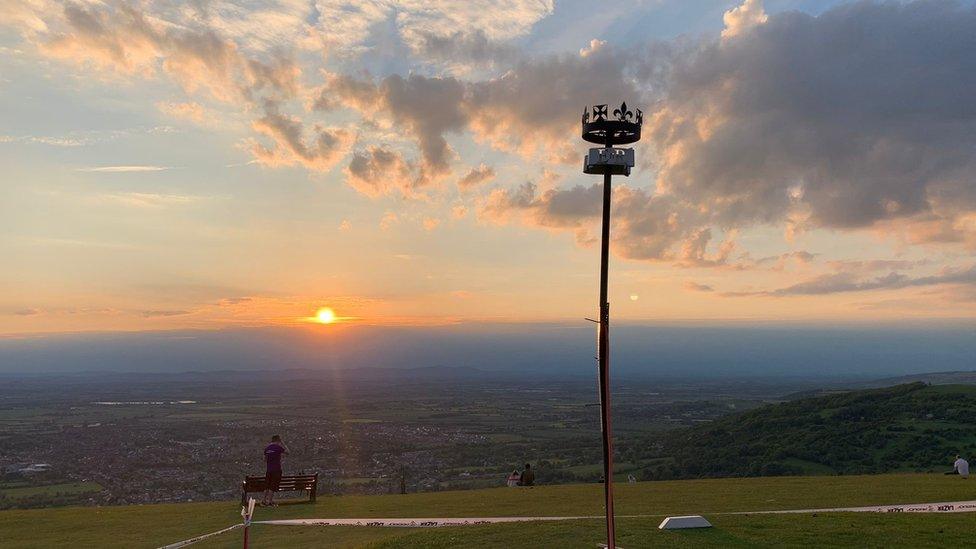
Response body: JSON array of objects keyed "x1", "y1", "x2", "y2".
[{"x1": 315, "y1": 307, "x2": 337, "y2": 324}]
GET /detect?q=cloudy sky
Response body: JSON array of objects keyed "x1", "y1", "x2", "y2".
[{"x1": 3, "y1": 0, "x2": 976, "y2": 337}]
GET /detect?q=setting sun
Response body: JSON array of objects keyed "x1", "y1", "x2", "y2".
[{"x1": 315, "y1": 307, "x2": 336, "y2": 324}]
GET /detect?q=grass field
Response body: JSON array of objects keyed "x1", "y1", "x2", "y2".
[
  {"x1": 203, "y1": 514, "x2": 976, "y2": 548},
  {"x1": 1, "y1": 473, "x2": 974, "y2": 548}
]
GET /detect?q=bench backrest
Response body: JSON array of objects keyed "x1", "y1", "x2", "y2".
[{"x1": 243, "y1": 474, "x2": 317, "y2": 492}]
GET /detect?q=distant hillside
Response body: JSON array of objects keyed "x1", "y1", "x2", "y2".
[
  {"x1": 864, "y1": 371, "x2": 976, "y2": 388},
  {"x1": 640, "y1": 383, "x2": 976, "y2": 479}
]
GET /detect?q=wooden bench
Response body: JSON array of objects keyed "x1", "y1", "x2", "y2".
[{"x1": 241, "y1": 473, "x2": 318, "y2": 505}]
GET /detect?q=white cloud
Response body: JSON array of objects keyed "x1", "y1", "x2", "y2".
[
  {"x1": 345, "y1": 146, "x2": 426, "y2": 198},
  {"x1": 156, "y1": 101, "x2": 216, "y2": 126},
  {"x1": 457, "y1": 164, "x2": 495, "y2": 190},
  {"x1": 422, "y1": 216, "x2": 441, "y2": 231},
  {"x1": 726, "y1": 265, "x2": 976, "y2": 297},
  {"x1": 310, "y1": 0, "x2": 554, "y2": 54},
  {"x1": 579, "y1": 38, "x2": 606, "y2": 57},
  {"x1": 100, "y1": 192, "x2": 206, "y2": 208},
  {"x1": 249, "y1": 101, "x2": 354, "y2": 171},
  {"x1": 77, "y1": 165, "x2": 172, "y2": 173},
  {"x1": 722, "y1": 0, "x2": 768, "y2": 39},
  {"x1": 2, "y1": 134, "x2": 89, "y2": 146}
]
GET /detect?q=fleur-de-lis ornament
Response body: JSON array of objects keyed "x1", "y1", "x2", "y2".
[
  {"x1": 613, "y1": 102, "x2": 633, "y2": 122},
  {"x1": 635, "y1": 108, "x2": 643, "y2": 126},
  {"x1": 582, "y1": 107, "x2": 590, "y2": 125},
  {"x1": 593, "y1": 104, "x2": 608, "y2": 120}
]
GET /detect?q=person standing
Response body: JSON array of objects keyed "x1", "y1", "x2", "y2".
[
  {"x1": 519, "y1": 463, "x2": 535, "y2": 487},
  {"x1": 262, "y1": 435, "x2": 288, "y2": 506}
]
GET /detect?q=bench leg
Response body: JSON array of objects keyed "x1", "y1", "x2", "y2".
[{"x1": 310, "y1": 484, "x2": 317, "y2": 503}]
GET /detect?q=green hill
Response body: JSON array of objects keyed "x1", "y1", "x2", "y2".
[
  {"x1": 639, "y1": 383, "x2": 976, "y2": 479},
  {"x1": 2, "y1": 474, "x2": 976, "y2": 548}
]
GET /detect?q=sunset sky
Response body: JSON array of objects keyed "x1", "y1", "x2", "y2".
[{"x1": 4, "y1": 0, "x2": 976, "y2": 337}]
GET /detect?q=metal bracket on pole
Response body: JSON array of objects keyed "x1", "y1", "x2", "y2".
[{"x1": 583, "y1": 148, "x2": 635, "y2": 176}]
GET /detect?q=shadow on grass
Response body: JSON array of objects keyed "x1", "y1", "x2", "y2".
[
  {"x1": 246, "y1": 497, "x2": 315, "y2": 509},
  {"x1": 273, "y1": 499, "x2": 315, "y2": 507},
  {"x1": 658, "y1": 527, "x2": 758, "y2": 548}
]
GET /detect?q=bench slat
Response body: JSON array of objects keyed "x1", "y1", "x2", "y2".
[
  {"x1": 242, "y1": 473, "x2": 318, "y2": 505},
  {"x1": 245, "y1": 477, "x2": 317, "y2": 481}
]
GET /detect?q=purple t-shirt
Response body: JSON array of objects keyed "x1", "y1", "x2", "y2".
[{"x1": 264, "y1": 443, "x2": 285, "y2": 473}]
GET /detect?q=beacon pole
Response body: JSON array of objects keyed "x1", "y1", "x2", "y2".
[
  {"x1": 598, "y1": 164, "x2": 615, "y2": 548},
  {"x1": 581, "y1": 103, "x2": 642, "y2": 549}
]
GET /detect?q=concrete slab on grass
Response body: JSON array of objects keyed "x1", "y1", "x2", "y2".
[{"x1": 658, "y1": 515, "x2": 712, "y2": 529}]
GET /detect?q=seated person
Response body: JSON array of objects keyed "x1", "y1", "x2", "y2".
[
  {"x1": 507, "y1": 469, "x2": 520, "y2": 487},
  {"x1": 952, "y1": 455, "x2": 970, "y2": 478},
  {"x1": 518, "y1": 463, "x2": 535, "y2": 487}
]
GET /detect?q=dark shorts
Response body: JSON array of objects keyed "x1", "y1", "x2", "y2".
[{"x1": 266, "y1": 470, "x2": 282, "y2": 490}]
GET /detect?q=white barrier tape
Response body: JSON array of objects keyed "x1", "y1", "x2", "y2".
[
  {"x1": 253, "y1": 500, "x2": 976, "y2": 529},
  {"x1": 725, "y1": 500, "x2": 976, "y2": 515},
  {"x1": 255, "y1": 516, "x2": 596, "y2": 528},
  {"x1": 158, "y1": 523, "x2": 241, "y2": 549}
]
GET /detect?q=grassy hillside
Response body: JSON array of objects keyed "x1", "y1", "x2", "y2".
[
  {"x1": 640, "y1": 383, "x2": 976, "y2": 479},
  {"x1": 864, "y1": 370, "x2": 976, "y2": 388},
  {"x1": 0, "y1": 480, "x2": 102, "y2": 509},
  {"x1": 2, "y1": 473, "x2": 975, "y2": 548}
]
